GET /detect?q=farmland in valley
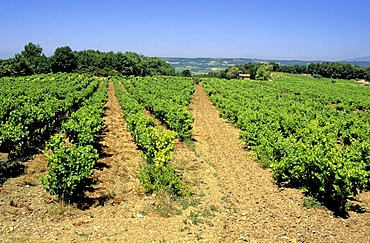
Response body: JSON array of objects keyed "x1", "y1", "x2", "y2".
[{"x1": 163, "y1": 57, "x2": 370, "y2": 74}]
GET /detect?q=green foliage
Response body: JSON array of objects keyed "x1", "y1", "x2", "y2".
[
  {"x1": 222, "y1": 63, "x2": 264, "y2": 80},
  {"x1": 221, "y1": 61, "x2": 370, "y2": 82},
  {"x1": 113, "y1": 78, "x2": 190, "y2": 196},
  {"x1": 74, "y1": 50, "x2": 175, "y2": 77},
  {"x1": 226, "y1": 66, "x2": 242, "y2": 79},
  {"x1": 123, "y1": 76, "x2": 194, "y2": 140},
  {"x1": 181, "y1": 69, "x2": 192, "y2": 77},
  {"x1": 41, "y1": 134, "x2": 98, "y2": 200},
  {"x1": 0, "y1": 43, "x2": 175, "y2": 78},
  {"x1": 113, "y1": 79, "x2": 176, "y2": 164},
  {"x1": 203, "y1": 73, "x2": 370, "y2": 212},
  {"x1": 139, "y1": 163, "x2": 191, "y2": 196},
  {"x1": 0, "y1": 59, "x2": 17, "y2": 77},
  {"x1": 40, "y1": 78, "x2": 107, "y2": 201},
  {"x1": 278, "y1": 62, "x2": 369, "y2": 81},
  {"x1": 62, "y1": 80, "x2": 107, "y2": 146},
  {"x1": 137, "y1": 127, "x2": 176, "y2": 165},
  {"x1": 303, "y1": 196, "x2": 324, "y2": 209},
  {"x1": 0, "y1": 73, "x2": 107, "y2": 197},
  {"x1": 255, "y1": 64, "x2": 272, "y2": 80},
  {"x1": 13, "y1": 43, "x2": 51, "y2": 76},
  {"x1": 0, "y1": 73, "x2": 99, "y2": 155},
  {"x1": 62, "y1": 108, "x2": 105, "y2": 146},
  {"x1": 51, "y1": 46, "x2": 77, "y2": 73}
]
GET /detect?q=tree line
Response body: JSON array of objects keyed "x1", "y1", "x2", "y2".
[
  {"x1": 203, "y1": 62, "x2": 370, "y2": 81},
  {"x1": 0, "y1": 43, "x2": 175, "y2": 78},
  {"x1": 2, "y1": 43, "x2": 369, "y2": 81}
]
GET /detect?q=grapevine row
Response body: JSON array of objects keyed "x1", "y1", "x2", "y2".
[
  {"x1": 123, "y1": 76, "x2": 194, "y2": 140},
  {"x1": 41, "y1": 78, "x2": 108, "y2": 200},
  {"x1": 113, "y1": 78, "x2": 176, "y2": 164},
  {"x1": 112, "y1": 78, "x2": 189, "y2": 195}
]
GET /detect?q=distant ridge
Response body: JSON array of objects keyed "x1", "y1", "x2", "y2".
[
  {"x1": 163, "y1": 57, "x2": 370, "y2": 74},
  {"x1": 344, "y1": 56, "x2": 370, "y2": 62}
]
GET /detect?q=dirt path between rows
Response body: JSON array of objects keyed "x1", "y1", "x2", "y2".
[{"x1": 1, "y1": 83, "x2": 370, "y2": 242}]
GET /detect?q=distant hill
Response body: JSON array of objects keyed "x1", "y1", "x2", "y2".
[
  {"x1": 344, "y1": 56, "x2": 370, "y2": 62},
  {"x1": 341, "y1": 56, "x2": 370, "y2": 67},
  {"x1": 163, "y1": 57, "x2": 370, "y2": 74}
]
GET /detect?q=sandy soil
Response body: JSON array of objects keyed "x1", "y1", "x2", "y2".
[{"x1": 1, "y1": 83, "x2": 370, "y2": 242}]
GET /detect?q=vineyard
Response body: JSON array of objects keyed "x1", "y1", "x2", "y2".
[
  {"x1": 0, "y1": 74, "x2": 104, "y2": 185},
  {"x1": 0, "y1": 73, "x2": 99, "y2": 155},
  {"x1": 203, "y1": 73, "x2": 370, "y2": 211},
  {"x1": 112, "y1": 76, "x2": 193, "y2": 195},
  {"x1": 0, "y1": 74, "x2": 195, "y2": 199},
  {"x1": 1, "y1": 72, "x2": 370, "y2": 241}
]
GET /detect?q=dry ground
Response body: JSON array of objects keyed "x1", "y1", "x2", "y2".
[{"x1": 1, "y1": 83, "x2": 370, "y2": 242}]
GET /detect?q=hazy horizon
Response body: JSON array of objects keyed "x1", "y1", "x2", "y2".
[{"x1": 1, "y1": 0, "x2": 369, "y2": 61}]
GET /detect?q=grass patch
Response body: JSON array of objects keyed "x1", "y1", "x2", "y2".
[
  {"x1": 182, "y1": 137, "x2": 200, "y2": 156},
  {"x1": 176, "y1": 195, "x2": 200, "y2": 210},
  {"x1": 303, "y1": 196, "x2": 324, "y2": 209},
  {"x1": 48, "y1": 201, "x2": 71, "y2": 216},
  {"x1": 187, "y1": 210, "x2": 204, "y2": 225},
  {"x1": 152, "y1": 192, "x2": 182, "y2": 217},
  {"x1": 184, "y1": 205, "x2": 218, "y2": 226}
]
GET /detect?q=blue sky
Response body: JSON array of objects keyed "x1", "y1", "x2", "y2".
[{"x1": 0, "y1": 0, "x2": 369, "y2": 60}]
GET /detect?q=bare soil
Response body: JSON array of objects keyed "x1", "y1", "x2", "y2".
[
  {"x1": 356, "y1": 79, "x2": 370, "y2": 86},
  {"x1": 1, "y1": 83, "x2": 370, "y2": 242}
]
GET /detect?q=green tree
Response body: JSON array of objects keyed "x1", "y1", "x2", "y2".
[
  {"x1": 13, "y1": 43, "x2": 50, "y2": 75},
  {"x1": 75, "y1": 50, "x2": 100, "y2": 73},
  {"x1": 307, "y1": 63, "x2": 320, "y2": 75},
  {"x1": 23, "y1": 42, "x2": 43, "y2": 58},
  {"x1": 255, "y1": 64, "x2": 272, "y2": 80},
  {"x1": 51, "y1": 46, "x2": 77, "y2": 73},
  {"x1": 352, "y1": 65, "x2": 366, "y2": 80},
  {"x1": 366, "y1": 67, "x2": 370, "y2": 82},
  {"x1": 243, "y1": 63, "x2": 260, "y2": 79},
  {"x1": 269, "y1": 62, "x2": 280, "y2": 72},
  {"x1": 121, "y1": 51, "x2": 144, "y2": 76},
  {"x1": 181, "y1": 69, "x2": 191, "y2": 77},
  {"x1": 145, "y1": 57, "x2": 175, "y2": 76},
  {"x1": 0, "y1": 59, "x2": 16, "y2": 77},
  {"x1": 226, "y1": 66, "x2": 242, "y2": 79}
]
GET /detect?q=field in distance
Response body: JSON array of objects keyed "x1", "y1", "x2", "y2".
[{"x1": 163, "y1": 57, "x2": 370, "y2": 74}]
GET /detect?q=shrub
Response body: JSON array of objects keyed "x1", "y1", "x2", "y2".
[
  {"x1": 41, "y1": 135, "x2": 98, "y2": 200},
  {"x1": 139, "y1": 163, "x2": 191, "y2": 196}
]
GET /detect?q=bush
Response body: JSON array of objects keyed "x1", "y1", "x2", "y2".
[
  {"x1": 139, "y1": 163, "x2": 191, "y2": 196},
  {"x1": 41, "y1": 135, "x2": 98, "y2": 200},
  {"x1": 137, "y1": 127, "x2": 176, "y2": 165}
]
